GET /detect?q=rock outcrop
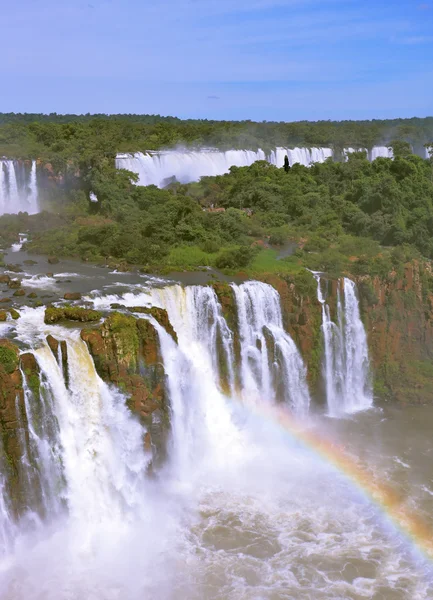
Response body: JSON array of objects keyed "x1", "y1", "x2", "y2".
[{"x1": 81, "y1": 312, "x2": 170, "y2": 462}]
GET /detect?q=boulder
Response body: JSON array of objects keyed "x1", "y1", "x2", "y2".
[
  {"x1": 13, "y1": 289, "x2": 25, "y2": 297},
  {"x1": 44, "y1": 306, "x2": 102, "y2": 324},
  {"x1": 8, "y1": 279, "x2": 21, "y2": 289},
  {"x1": 64, "y1": 292, "x2": 82, "y2": 301},
  {"x1": 0, "y1": 275, "x2": 10, "y2": 284},
  {"x1": 48, "y1": 257, "x2": 59, "y2": 265}
]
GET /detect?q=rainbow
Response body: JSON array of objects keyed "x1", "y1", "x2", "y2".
[{"x1": 245, "y1": 401, "x2": 433, "y2": 562}]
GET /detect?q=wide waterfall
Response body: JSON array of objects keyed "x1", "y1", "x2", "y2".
[
  {"x1": 315, "y1": 275, "x2": 373, "y2": 416},
  {"x1": 116, "y1": 145, "x2": 398, "y2": 187},
  {"x1": 0, "y1": 160, "x2": 39, "y2": 215},
  {"x1": 0, "y1": 281, "x2": 431, "y2": 598}
]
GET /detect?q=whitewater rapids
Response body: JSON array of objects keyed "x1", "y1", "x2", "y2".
[{"x1": 0, "y1": 283, "x2": 431, "y2": 599}]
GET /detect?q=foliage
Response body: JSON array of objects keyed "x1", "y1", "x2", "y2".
[
  {"x1": 1, "y1": 117, "x2": 433, "y2": 275},
  {"x1": 0, "y1": 345, "x2": 18, "y2": 374}
]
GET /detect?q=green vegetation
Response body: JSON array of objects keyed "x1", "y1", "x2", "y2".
[
  {"x1": 1, "y1": 113, "x2": 432, "y2": 162},
  {"x1": 0, "y1": 344, "x2": 19, "y2": 374},
  {"x1": 44, "y1": 306, "x2": 102, "y2": 324},
  {"x1": 0, "y1": 115, "x2": 432, "y2": 278}
]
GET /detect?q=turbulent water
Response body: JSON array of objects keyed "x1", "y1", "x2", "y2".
[
  {"x1": 115, "y1": 146, "x2": 394, "y2": 187},
  {"x1": 315, "y1": 274, "x2": 373, "y2": 416},
  {"x1": 0, "y1": 277, "x2": 432, "y2": 599},
  {"x1": 0, "y1": 160, "x2": 39, "y2": 215}
]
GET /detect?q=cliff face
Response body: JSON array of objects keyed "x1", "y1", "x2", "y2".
[
  {"x1": 358, "y1": 261, "x2": 433, "y2": 404},
  {"x1": 81, "y1": 311, "x2": 172, "y2": 461}
]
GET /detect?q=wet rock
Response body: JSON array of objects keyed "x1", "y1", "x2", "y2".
[
  {"x1": 27, "y1": 292, "x2": 38, "y2": 299},
  {"x1": 23, "y1": 260, "x2": 38, "y2": 266},
  {"x1": 81, "y1": 312, "x2": 170, "y2": 465},
  {"x1": 46, "y1": 335, "x2": 59, "y2": 355},
  {"x1": 0, "y1": 339, "x2": 27, "y2": 518},
  {"x1": 0, "y1": 298, "x2": 10, "y2": 303},
  {"x1": 110, "y1": 303, "x2": 125, "y2": 309},
  {"x1": 64, "y1": 292, "x2": 82, "y2": 301},
  {"x1": 0, "y1": 311, "x2": 7, "y2": 322},
  {"x1": 8, "y1": 279, "x2": 21, "y2": 289},
  {"x1": 0, "y1": 275, "x2": 10, "y2": 284},
  {"x1": 129, "y1": 306, "x2": 178, "y2": 342},
  {"x1": 44, "y1": 306, "x2": 102, "y2": 324},
  {"x1": 46, "y1": 273, "x2": 54, "y2": 277},
  {"x1": 9, "y1": 309, "x2": 20, "y2": 320},
  {"x1": 48, "y1": 257, "x2": 60, "y2": 265},
  {"x1": 13, "y1": 289, "x2": 25, "y2": 297},
  {"x1": 6, "y1": 264, "x2": 23, "y2": 273}
]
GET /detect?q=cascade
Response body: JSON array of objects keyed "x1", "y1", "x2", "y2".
[
  {"x1": 148, "y1": 285, "x2": 244, "y2": 476},
  {"x1": 0, "y1": 160, "x2": 39, "y2": 215},
  {"x1": 20, "y1": 363, "x2": 65, "y2": 520},
  {"x1": 116, "y1": 145, "x2": 404, "y2": 188},
  {"x1": 116, "y1": 147, "x2": 334, "y2": 187},
  {"x1": 0, "y1": 314, "x2": 151, "y2": 555},
  {"x1": 231, "y1": 281, "x2": 310, "y2": 415},
  {"x1": 370, "y1": 146, "x2": 393, "y2": 160},
  {"x1": 314, "y1": 275, "x2": 373, "y2": 416}
]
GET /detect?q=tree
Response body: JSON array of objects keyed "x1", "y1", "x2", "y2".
[
  {"x1": 284, "y1": 155, "x2": 290, "y2": 173},
  {"x1": 389, "y1": 140, "x2": 412, "y2": 159}
]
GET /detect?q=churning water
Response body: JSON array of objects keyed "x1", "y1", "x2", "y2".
[{"x1": 0, "y1": 280, "x2": 431, "y2": 599}]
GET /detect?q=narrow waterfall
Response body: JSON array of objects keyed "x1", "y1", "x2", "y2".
[
  {"x1": 315, "y1": 275, "x2": 372, "y2": 416},
  {"x1": 20, "y1": 361, "x2": 65, "y2": 520},
  {"x1": 0, "y1": 160, "x2": 39, "y2": 215},
  {"x1": 232, "y1": 281, "x2": 310, "y2": 415}
]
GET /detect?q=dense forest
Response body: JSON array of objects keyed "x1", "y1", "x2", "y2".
[
  {"x1": 1, "y1": 113, "x2": 433, "y2": 167},
  {"x1": 1, "y1": 114, "x2": 433, "y2": 281},
  {"x1": 1, "y1": 140, "x2": 432, "y2": 284}
]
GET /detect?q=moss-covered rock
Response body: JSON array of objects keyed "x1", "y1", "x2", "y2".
[
  {"x1": 44, "y1": 306, "x2": 102, "y2": 324},
  {"x1": 0, "y1": 340, "x2": 27, "y2": 518},
  {"x1": 9, "y1": 309, "x2": 20, "y2": 320},
  {"x1": 129, "y1": 306, "x2": 178, "y2": 342},
  {"x1": 81, "y1": 312, "x2": 171, "y2": 465},
  {"x1": 0, "y1": 311, "x2": 7, "y2": 322}
]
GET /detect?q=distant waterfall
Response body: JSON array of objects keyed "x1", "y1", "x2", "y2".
[
  {"x1": 268, "y1": 147, "x2": 333, "y2": 168},
  {"x1": 116, "y1": 145, "x2": 401, "y2": 188},
  {"x1": 315, "y1": 275, "x2": 372, "y2": 416},
  {"x1": 232, "y1": 281, "x2": 310, "y2": 415},
  {"x1": 0, "y1": 160, "x2": 39, "y2": 215},
  {"x1": 370, "y1": 146, "x2": 393, "y2": 160},
  {"x1": 116, "y1": 147, "x2": 333, "y2": 187}
]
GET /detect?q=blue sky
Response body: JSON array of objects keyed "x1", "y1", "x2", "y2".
[{"x1": 1, "y1": 0, "x2": 432, "y2": 120}]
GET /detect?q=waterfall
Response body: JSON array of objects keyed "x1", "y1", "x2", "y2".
[
  {"x1": 370, "y1": 146, "x2": 393, "y2": 160},
  {"x1": 20, "y1": 362, "x2": 65, "y2": 520},
  {"x1": 315, "y1": 275, "x2": 373, "y2": 416},
  {"x1": 149, "y1": 285, "x2": 244, "y2": 476},
  {"x1": 232, "y1": 281, "x2": 310, "y2": 415},
  {"x1": 116, "y1": 147, "x2": 333, "y2": 187},
  {"x1": 0, "y1": 311, "x2": 152, "y2": 556},
  {"x1": 0, "y1": 160, "x2": 39, "y2": 215},
  {"x1": 116, "y1": 149, "x2": 267, "y2": 187},
  {"x1": 116, "y1": 145, "x2": 407, "y2": 187}
]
